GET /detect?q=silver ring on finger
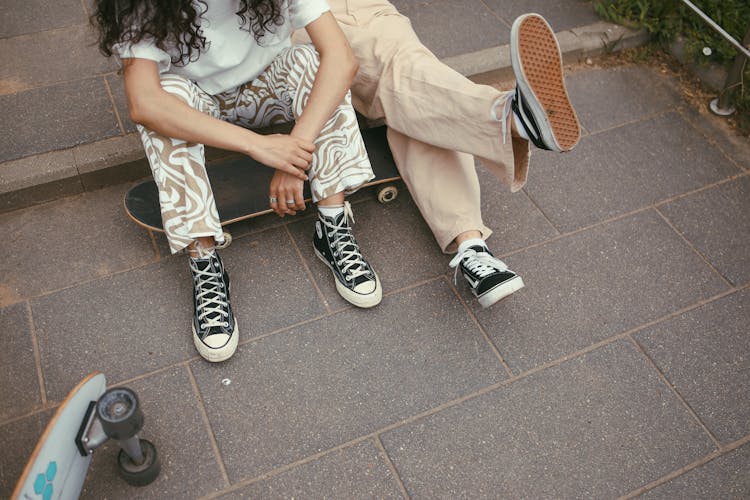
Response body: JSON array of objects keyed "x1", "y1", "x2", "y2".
[
  {"x1": 269, "y1": 196, "x2": 277, "y2": 203},
  {"x1": 286, "y1": 200, "x2": 295, "y2": 205}
]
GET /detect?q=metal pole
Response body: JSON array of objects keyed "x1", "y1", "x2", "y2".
[
  {"x1": 679, "y1": 0, "x2": 750, "y2": 59},
  {"x1": 711, "y1": 25, "x2": 750, "y2": 116}
]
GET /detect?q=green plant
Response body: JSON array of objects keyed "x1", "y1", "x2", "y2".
[{"x1": 593, "y1": 0, "x2": 750, "y2": 129}]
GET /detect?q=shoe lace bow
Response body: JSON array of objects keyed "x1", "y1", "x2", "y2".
[{"x1": 449, "y1": 247, "x2": 508, "y2": 284}]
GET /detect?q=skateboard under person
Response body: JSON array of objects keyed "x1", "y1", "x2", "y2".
[
  {"x1": 93, "y1": 0, "x2": 383, "y2": 363},
  {"x1": 294, "y1": 2, "x2": 582, "y2": 308}
]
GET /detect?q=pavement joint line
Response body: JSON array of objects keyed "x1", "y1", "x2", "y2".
[
  {"x1": 1, "y1": 20, "x2": 648, "y2": 210},
  {"x1": 626, "y1": 335, "x2": 722, "y2": 450},
  {"x1": 620, "y1": 432, "x2": 750, "y2": 499},
  {"x1": 25, "y1": 301, "x2": 48, "y2": 407},
  {"x1": 283, "y1": 224, "x2": 333, "y2": 314},
  {"x1": 654, "y1": 206, "x2": 736, "y2": 288},
  {"x1": 373, "y1": 435, "x2": 411, "y2": 500},
  {"x1": 653, "y1": 170, "x2": 750, "y2": 209},
  {"x1": 78, "y1": 0, "x2": 90, "y2": 17},
  {"x1": 676, "y1": 107, "x2": 750, "y2": 173},
  {"x1": 186, "y1": 363, "x2": 232, "y2": 489},
  {"x1": 477, "y1": 0, "x2": 513, "y2": 29},
  {"x1": 519, "y1": 187, "x2": 563, "y2": 236},
  {"x1": 444, "y1": 275, "x2": 515, "y2": 378},
  {"x1": 581, "y1": 105, "x2": 681, "y2": 137},
  {"x1": 102, "y1": 75, "x2": 127, "y2": 136}
]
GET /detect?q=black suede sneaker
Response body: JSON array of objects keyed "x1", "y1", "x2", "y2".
[
  {"x1": 313, "y1": 202, "x2": 381, "y2": 308},
  {"x1": 189, "y1": 251, "x2": 238, "y2": 362},
  {"x1": 449, "y1": 245, "x2": 524, "y2": 308}
]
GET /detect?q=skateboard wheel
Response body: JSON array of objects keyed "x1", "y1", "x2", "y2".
[
  {"x1": 377, "y1": 185, "x2": 398, "y2": 204},
  {"x1": 117, "y1": 439, "x2": 161, "y2": 487},
  {"x1": 97, "y1": 387, "x2": 143, "y2": 440},
  {"x1": 216, "y1": 231, "x2": 232, "y2": 249}
]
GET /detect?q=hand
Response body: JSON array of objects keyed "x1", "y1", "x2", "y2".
[
  {"x1": 249, "y1": 134, "x2": 315, "y2": 180},
  {"x1": 269, "y1": 170, "x2": 306, "y2": 217}
]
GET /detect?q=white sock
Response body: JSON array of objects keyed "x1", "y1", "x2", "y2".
[
  {"x1": 457, "y1": 238, "x2": 488, "y2": 254},
  {"x1": 318, "y1": 205, "x2": 344, "y2": 218},
  {"x1": 512, "y1": 110, "x2": 531, "y2": 141}
]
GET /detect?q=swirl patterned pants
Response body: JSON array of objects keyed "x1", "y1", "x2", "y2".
[{"x1": 137, "y1": 45, "x2": 374, "y2": 254}]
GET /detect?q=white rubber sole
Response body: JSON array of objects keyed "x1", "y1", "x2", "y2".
[
  {"x1": 314, "y1": 249, "x2": 382, "y2": 308},
  {"x1": 192, "y1": 321, "x2": 239, "y2": 363},
  {"x1": 477, "y1": 276, "x2": 525, "y2": 308}
]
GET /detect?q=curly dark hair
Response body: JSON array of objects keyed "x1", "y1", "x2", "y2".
[{"x1": 93, "y1": 0, "x2": 284, "y2": 66}]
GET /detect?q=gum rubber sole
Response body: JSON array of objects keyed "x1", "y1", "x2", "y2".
[{"x1": 512, "y1": 14, "x2": 581, "y2": 151}]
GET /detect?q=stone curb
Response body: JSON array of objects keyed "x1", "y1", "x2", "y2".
[{"x1": 0, "y1": 21, "x2": 649, "y2": 213}]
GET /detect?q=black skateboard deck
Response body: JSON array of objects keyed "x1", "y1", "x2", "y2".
[{"x1": 124, "y1": 126, "x2": 400, "y2": 233}]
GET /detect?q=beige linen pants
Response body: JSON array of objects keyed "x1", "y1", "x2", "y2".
[
  {"x1": 295, "y1": 0, "x2": 529, "y2": 252},
  {"x1": 138, "y1": 45, "x2": 373, "y2": 254}
]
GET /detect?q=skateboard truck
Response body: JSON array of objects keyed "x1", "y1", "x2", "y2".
[{"x1": 75, "y1": 387, "x2": 161, "y2": 486}]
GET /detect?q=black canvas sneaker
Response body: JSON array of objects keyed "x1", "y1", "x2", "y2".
[
  {"x1": 189, "y1": 251, "x2": 238, "y2": 362},
  {"x1": 313, "y1": 202, "x2": 382, "y2": 308},
  {"x1": 510, "y1": 13, "x2": 581, "y2": 152},
  {"x1": 449, "y1": 245, "x2": 524, "y2": 308}
]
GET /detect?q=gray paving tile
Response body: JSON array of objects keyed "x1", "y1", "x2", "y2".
[
  {"x1": 287, "y1": 194, "x2": 447, "y2": 309},
  {"x1": 219, "y1": 226, "x2": 327, "y2": 337},
  {"x1": 80, "y1": 367, "x2": 226, "y2": 498},
  {"x1": 0, "y1": 0, "x2": 86, "y2": 38},
  {"x1": 566, "y1": 66, "x2": 683, "y2": 133},
  {"x1": 678, "y1": 106, "x2": 750, "y2": 172},
  {"x1": 380, "y1": 341, "x2": 716, "y2": 499},
  {"x1": 0, "y1": 183, "x2": 156, "y2": 305},
  {"x1": 477, "y1": 167, "x2": 559, "y2": 254},
  {"x1": 525, "y1": 112, "x2": 740, "y2": 233},
  {"x1": 219, "y1": 441, "x2": 403, "y2": 499},
  {"x1": 465, "y1": 211, "x2": 729, "y2": 373},
  {"x1": 0, "y1": 78, "x2": 121, "y2": 162},
  {"x1": 0, "y1": 303, "x2": 40, "y2": 421},
  {"x1": 190, "y1": 280, "x2": 506, "y2": 481},
  {"x1": 0, "y1": 25, "x2": 115, "y2": 93},
  {"x1": 0, "y1": 410, "x2": 53, "y2": 498},
  {"x1": 31, "y1": 258, "x2": 193, "y2": 402},
  {"x1": 641, "y1": 442, "x2": 750, "y2": 499},
  {"x1": 659, "y1": 177, "x2": 750, "y2": 286},
  {"x1": 482, "y1": 0, "x2": 600, "y2": 31},
  {"x1": 105, "y1": 74, "x2": 137, "y2": 134},
  {"x1": 635, "y1": 289, "x2": 750, "y2": 444},
  {"x1": 398, "y1": 0, "x2": 509, "y2": 59}
]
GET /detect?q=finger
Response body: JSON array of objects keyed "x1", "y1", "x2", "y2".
[
  {"x1": 294, "y1": 183, "x2": 305, "y2": 211},
  {"x1": 285, "y1": 164, "x2": 308, "y2": 180},
  {"x1": 298, "y1": 140, "x2": 316, "y2": 153},
  {"x1": 269, "y1": 190, "x2": 285, "y2": 217},
  {"x1": 282, "y1": 188, "x2": 297, "y2": 216},
  {"x1": 290, "y1": 156, "x2": 309, "y2": 170},
  {"x1": 297, "y1": 150, "x2": 313, "y2": 165}
]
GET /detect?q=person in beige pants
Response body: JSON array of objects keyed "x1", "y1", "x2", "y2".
[{"x1": 295, "y1": 1, "x2": 581, "y2": 308}]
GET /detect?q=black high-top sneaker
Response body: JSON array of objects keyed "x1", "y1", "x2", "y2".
[
  {"x1": 449, "y1": 244, "x2": 524, "y2": 308},
  {"x1": 313, "y1": 202, "x2": 382, "y2": 308},
  {"x1": 189, "y1": 251, "x2": 239, "y2": 362}
]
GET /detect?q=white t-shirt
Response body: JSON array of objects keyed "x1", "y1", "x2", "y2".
[{"x1": 113, "y1": 0, "x2": 330, "y2": 94}]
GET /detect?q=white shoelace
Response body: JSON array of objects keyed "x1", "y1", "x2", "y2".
[
  {"x1": 321, "y1": 202, "x2": 370, "y2": 282},
  {"x1": 449, "y1": 247, "x2": 508, "y2": 284},
  {"x1": 190, "y1": 258, "x2": 230, "y2": 330}
]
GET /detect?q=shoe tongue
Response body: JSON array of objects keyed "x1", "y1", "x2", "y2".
[
  {"x1": 192, "y1": 253, "x2": 217, "y2": 273},
  {"x1": 469, "y1": 245, "x2": 490, "y2": 255}
]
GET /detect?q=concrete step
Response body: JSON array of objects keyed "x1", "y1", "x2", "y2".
[{"x1": 0, "y1": 21, "x2": 647, "y2": 213}]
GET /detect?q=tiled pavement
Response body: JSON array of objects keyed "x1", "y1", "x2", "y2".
[{"x1": 1, "y1": 61, "x2": 749, "y2": 498}]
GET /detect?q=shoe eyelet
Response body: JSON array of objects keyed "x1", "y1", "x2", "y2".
[{"x1": 223, "y1": 322, "x2": 229, "y2": 328}]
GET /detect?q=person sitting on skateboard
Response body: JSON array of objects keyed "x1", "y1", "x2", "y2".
[
  {"x1": 93, "y1": 0, "x2": 382, "y2": 362},
  {"x1": 295, "y1": 3, "x2": 581, "y2": 308}
]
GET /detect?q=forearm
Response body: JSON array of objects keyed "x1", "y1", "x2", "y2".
[
  {"x1": 291, "y1": 51, "x2": 357, "y2": 143},
  {"x1": 132, "y1": 92, "x2": 261, "y2": 156}
]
